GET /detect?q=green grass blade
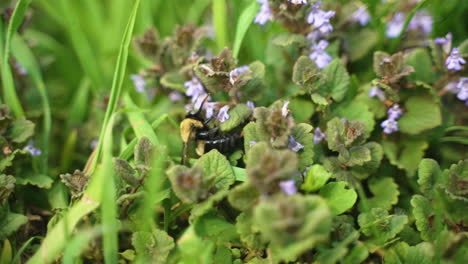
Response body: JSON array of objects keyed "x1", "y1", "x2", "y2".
[
  {"x1": 58, "y1": 0, "x2": 105, "y2": 92},
  {"x1": 233, "y1": 1, "x2": 258, "y2": 59},
  {"x1": 187, "y1": 0, "x2": 212, "y2": 24},
  {"x1": 123, "y1": 95, "x2": 159, "y2": 145},
  {"x1": 66, "y1": 78, "x2": 91, "y2": 131},
  {"x1": 212, "y1": 0, "x2": 228, "y2": 51},
  {"x1": 62, "y1": 228, "x2": 100, "y2": 264},
  {"x1": 92, "y1": 0, "x2": 141, "y2": 172},
  {"x1": 101, "y1": 116, "x2": 119, "y2": 264},
  {"x1": 11, "y1": 35, "x2": 51, "y2": 173},
  {"x1": 11, "y1": 236, "x2": 39, "y2": 264},
  {"x1": 1, "y1": 0, "x2": 31, "y2": 117}
]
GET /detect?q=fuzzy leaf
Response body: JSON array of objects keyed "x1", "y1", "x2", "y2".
[
  {"x1": 253, "y1": 195, "x2": 331, "y2": 263},
  {"x1": 291, "y1": 123, "x2": 314, "y2": 171},
  {"x1": 326, "y1": 117, "x2": 366, "y2": 152},
  {"x1": 382, "y1": 138, "x2": 428, "y2": 177},
  {"x1": 134, "y1": 136, "x2": 153, "y2": 166},
  {"x1": 302, "y1": 164, "x2": 332, "y2": 192},
  {"x1": 196, "y1": 149, "x2": 235, "y2": 191},
  {"x1": 0, "y1": 212, "x2": 28, "y2": 239},
  {"x1": 404, "y1": 48, "x2": 435, "y2": 83},
  {"x1": 399, "y1": 97, "x2": 442, "y2": 135},
  {"x1": 132, "y1": 229, "x2": 175, "y2": 264},
  {"x1": 0, "y1": 150, "x2": 20, "y2": 173},
  {"x1": 194, "y1": 213, "x2": 239, "y2": 244},
  {"x1": 321, "y1": 59, "x2": 350, "y2": 102},
  {"x1": 358, "y1": 208, "x2": 408, "y2": 245},
  {"x1": 319, "y1": 181, "x2": 357, "y2": 215},
  {"x1": 0, "y1": 175, "x2": 15, "y2": 202},
  {"x1": 8, "y1": 119, "x2": 34, "y2": 143},
  {"x1": 363, "y1": 177, "x2": 399, "y2": 211},
  {"x1": 443, "y1": 160, "x2": 468, "y2": 202},
  {"x1": 373, "y1": 51, "x2": 390, "y2": 77},
  {"x1": 349, "y1": 29, "x2": 378, "y2": 62},
  {"x1": 220, "y1": 104, "x2": 252, "y2": 132},
  {"x1": 334, "y1": 100, "x2": 375, "y2": 139},
  {"x1": 417, "y1": 159, "x2": 442, "y2": 198},
  {"x1": 160, "y1": 71, "x2": 186, "y2": 92},
  {"x1": 340, "y1": 146, "x2": 371, "y2": 166},
  {"x1": 411, "y1": 195, "x2": 433, "y2": 241},
  {"x1": 236, "y1": 212, "x2": 262, "y2": 249},
  {"x1": 292, "y1": 56, "x2": 319, "y2": 88},
  {"x1": 113, "y1": 158, "x2": 138, "y2": 186},
  {"x1": 16, "y1": 174, "x2": 53, "y2": 189},
  {"x1": 350, "y1": 142, "x2": 384, "y2": 179},
  {"x1": 178, "y1": 226, "x2": 215, "y2": 264},
  {"x1": 228, "y1": 182, "x2": 259, "y2": 211}
]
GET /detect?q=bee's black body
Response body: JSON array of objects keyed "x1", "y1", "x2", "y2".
[{"x1": 197, "y1": 127, "x2": 243, "y2": 154}]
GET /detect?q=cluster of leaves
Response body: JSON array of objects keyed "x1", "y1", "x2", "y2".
[{"x1": 1, "y1": 0, "x2": 468, "y2": 263}]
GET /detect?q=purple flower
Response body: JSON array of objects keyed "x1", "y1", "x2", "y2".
[
  {"x1": 307, "y1": 2, "x2": 335, "y2": 35},
  {"x1": 249, "y1": 140, "x2": 257, "y2": 147},
  {"x1": 288, "y1": 136, "x2": 304, "y2": 152},
  {"x1": 313, "y1": 127, "x2": 326, "y2": 144},
  {"x1": 352, "y1": 7, "x2": 371, "y2": 26},
  {"x1": 217, "y1": 105, "x2": 230, "y2": 123},
  {"x1": 289, "y1": 0, "x2": 307, "y2": 4},
  {"x1": 24, "y1": 141, "x2": 42, "y2": 156},
  {"x1": 281, "y1": 101, "x2": 290, "y2": 117},
  {"x1": 381, "y1": 118, "x2": 399, "y2": 134},
  {"x1": 434, "y1": 33, "x2": 452, "y2": 54},
  {"x1": 14, "y1": 62, "x2": 28, "y2": 75},
  {"x1": 387, "y1": 104, "x2": 403, "y2": 120},
  {"x1": 443, "y1": 81, "x2": 458, "y2": 94},
  {"x1": 130, "y1": 74, "x2": 146, "y2": 93},
  {"x1": 204, "y1": 102, "x2": 216, "y2": 119},
  {"x1": 408, "y1": 10, "x2": 433, "y2": 34},
  {"x1": 255, "y1": 0, "x2": 273, "y2": 25},
  {"x1": 229, "y1": 66, "x2": 251, "y2": 85},
  {"x1": 306, "y1": 31, "x2": 324, "y2": 43},
  {"x1": 446, "y1": 48, "x2": 466, "y2": 71},
  {"x1": 456, "y1": 77, "x2": 468, "y2": 103},
  {"x1": 169, "y1": 91, "x2": 184, "y2": 102},
  {"x1": 309, "y1": 40, "x2": 332, "y2": 69},
  {"x1": 369, "y1": 86, "x2": 386, "y2": 101},
  {"x1": 247, "y1": 101, "x2": 255, "y2": 111},
  {"x1": 386, "y1": 12, "x2": 405, "y2": 38},
  {"x1": 279, "y1": 180, "x2": 297, "y2": 195},
  {"x1": 185, "y1": 77, "x2": 206, "y2": 102}
]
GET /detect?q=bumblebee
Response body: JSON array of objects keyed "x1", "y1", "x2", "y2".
[{"x1": 180, "y1": 100, "x2": 246, "y2": 165}]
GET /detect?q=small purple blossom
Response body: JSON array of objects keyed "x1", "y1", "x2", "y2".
[
  {"x1": 309, "y1": 40, "x2": 332, "y2": 69},
  {"x1": 169, "y1": 91, "x2": 184, "y2": 102},
  {"x1": 443, "y1": 81, "x2": 458, "y2": 94},
  {"x1": 217, "y1": 105, "x2": 230, "y2": 123},
  {"x1": 185, "y1": 77, "x2": 206, "y2": 102},
  {"x1": 313, "y1": 127, "x2": 326, "y2": 144},
  {"x1": 288, "y1": 136, "x2": 304, "y2": 152},
  {"x1": 281, "y1": 101, "x2": 290, "y2": 117},
  {"x1": 279, "y1": 180, "x2": 297, "y2": 195},
  {"x1": 387, "y1": 104, "x2": 403, "y2": 120},
  {"x1": 381, "y1": 118, "x2": 399, "y2": 134},
  {"x1": 24, "y1": 141, "x2": 42, "y2": 156},
  {"x1": 249, "y1": 141, "x2": 257, "y2": 147},
  {"x1": 307, "y1": 2, "x2": 335, "y2": 35},
  {"x1": 446, "y1": 48, "x2": 466, "y2": 71},
  {"x1": 229, "y1": 66, "x2": 250, "y2": 85},
  {"x1": 204, "y1": 102, "x2": 216, "y2": 119},
  {"x1": 369, "y1": 86, "x2": 386, "y2": 101},
  {"x1": 247, "y1": 101, "x2": 255, "y2": 111},
  {"x1": 352, "y1": 7, "x2": 371, "y2": 26},
  {"x1": 130, "y1": 74, "x2": 146, "y2": 93},
  {"x1": 14, "y1": 62, "x2": 28, "y2": 75},
  {"x1": 254, "y1": 0, "x2": 273, "y2": 25},
  {"x1": 386, "y1": 12, "x2": 405, "y2": 38},
  {"x1": 434, "y1": 33, "x2": 452, "y2": 54},
  {"x1": 408, "y1": 10, "x2": 433, "y2": 34},
  {"x1": 456, "y1": 77, "x2": 468, "y2": 103}
]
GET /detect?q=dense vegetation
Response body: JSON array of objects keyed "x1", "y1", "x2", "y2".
[{"x1": 0, "y1": 0, "x2": 467, "y2": 263}]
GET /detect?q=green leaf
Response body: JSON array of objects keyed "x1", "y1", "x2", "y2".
[
  {"x1": 399, "y1": 97, "x2": 442, "y2": 135},
  {"x1": 350, "y1": 142, "x2": 384, "y2": 179},
  {"x1": 178, "y1": 226, "x2": 215, "y2": 264},
  {"x1": 113, "y1": 158, "x2": 138, "y2": 186},
  {"x1": 404, "y1": 48, "x2": 435, "y2": 83},
  {"x1": 358, "y1": 208, "x2": 408, "y2": 245},
  {"x1": 289, "y1": 97, "x2": 315, "y2": 122},
  {"x1": 132, "y1": 229, "x2": 175, "y2": 264},
  {"x1": 253, "y1": 195, "x2": 331, "y2": 262},
  {"x1": 348, "y1": 29, "x2": 378, "y2": 62},
  {"x1": 363, "y1": 177, "x2": 399, "y2": 211},
  {"x1": 0, "y1": 212, "x2": 28, "y2": 239},
  {"x1": 326, "y1": 117, "x2": 366, "y2": 152},
  {"x1": 195, "y1": 149, "x2": 235, "y2": 191},
  {"x1": 292, "y1": 123, "x2": 315, "y2": 171},
  {"x1": 16, "y1": 174, "x2": 53, "y2": 189},
  {"x1": 0, "y1": 239, "x2": 13, "y2": 264},
  {"x1": 292, "y1": 56, "x2": 319, "y2": 88},
  {"x1": 235, "y1": 212, "x2": 262, "y2": 249},
  {"x1": 334, "y1": 100, "x2": 375, "y2": 139},
  {"x1": 228, "y1": 182, "x2": 259, "y2": 211},
  {"x1": 384, "y1": 242, "x2": 433, "y2": 264},
  {"x1": 8, "y1": 119, "x2": 34, "y2": 143},
  {"x1": 319, "y1": 181, "x2": 357, "y2": 215},
  {"x1": 271, "y1": 33, "x2": 307, "y2": 47},
  {"x1": 373, "y1": 51, "x2": 390, "y2": 77},
  {"x1": 443, "y1": 160, "x2": 468, "y2": 202},
  {"x1": 382, "y1": 138, "x2": 428, "y2": 177},
  {"x1": 301, "y1": 164, "x2": 332, "y2": 192},
  {"x1": 321, "y1": 59, "x2": 350, "y2": 102},
  {"x1": 194, "y1": 213, "x2": 239, "y2": 244},
  {"x1": 417, "y1": 159, "x2": 442, "y2": 198},
  {"x1": 233, "y1": 1, "x2": 258, "y2": 58},
  {"x1": 134, "y1": 136, "x2": 153, "y2": 166},
  {"x1": 342, "y1": 242, "x2": 369, "y2": 264},
  {"x1": 340, "y1": 146, "x2": 371, "y2": 166},
  {"x1": 220, "y1": 104, "x2": 252, "y2": 132},
  {"x1": 0, "y1": 150, "x2": 20, "y2": 173},
  {"x1": 160, "y1": 71, "x2": 186, "y2": 92}
]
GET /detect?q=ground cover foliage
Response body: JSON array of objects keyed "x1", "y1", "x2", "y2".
[{"x1": 0, "y1": 0, "x2": 468, "y2": 263}]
